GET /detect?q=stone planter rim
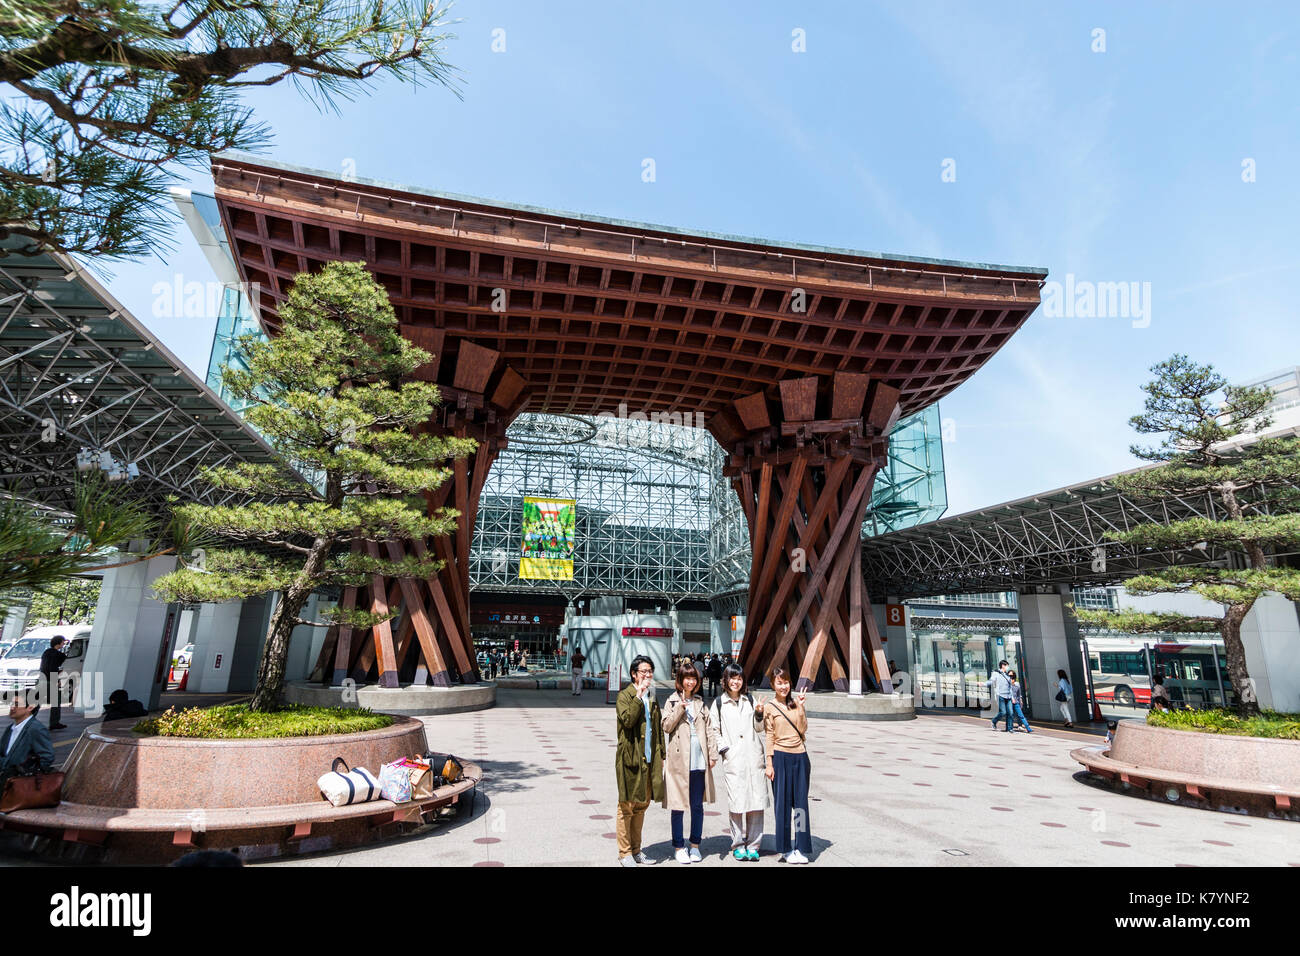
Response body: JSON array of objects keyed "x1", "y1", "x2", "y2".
[{"x1": 88, "y1": 712, "x2": 423, "y2": 749}]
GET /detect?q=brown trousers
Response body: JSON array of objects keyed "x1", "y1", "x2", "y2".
[{"x1": 616, "y1": 771, "x2": 652, "y2": 858}]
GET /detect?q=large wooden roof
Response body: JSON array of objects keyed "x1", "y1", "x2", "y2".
[{"x1": 211, "y1": 154, "x2": 1045, "y2": 438}]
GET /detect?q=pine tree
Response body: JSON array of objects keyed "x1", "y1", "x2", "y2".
[
  {"x1": 0, "y1": 472, "x2": 183, "y2": 591},
  {"x1": 153, "y1": 261, "x2": 473, "y2": 711},
  {"x1": 1075, "y1": 355, "x2": 1300, "y2": 717},
  {"x1": 1, "y1": 1, "x2": 458, "y2": 260}
]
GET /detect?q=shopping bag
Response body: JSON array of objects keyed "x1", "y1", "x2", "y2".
[{"x1": 378, "y1": 760, "x2": 413, "y2": 803}]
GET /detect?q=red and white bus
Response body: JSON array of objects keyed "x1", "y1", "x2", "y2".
[{"x1": 1085, "y1": 636, "x2": 1235, "y2": 709}]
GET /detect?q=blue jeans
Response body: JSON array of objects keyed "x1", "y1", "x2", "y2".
[
  {"x1": 671, "y1": 770, "x2": 705, "y2": 848},
  {"x1": 992, "y1": 697, "x2": 1014, "y2": 730},
  {"x1": 1011, "y1": 700, "x2": 1032, "y2": 731},
  {"x1": 772, "y1": 751, "x2": 812, "y2": 856}
]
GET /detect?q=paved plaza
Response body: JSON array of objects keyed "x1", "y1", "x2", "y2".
[{"x1": 263, "y1": 689, "x2": 1299, "y2": 868}]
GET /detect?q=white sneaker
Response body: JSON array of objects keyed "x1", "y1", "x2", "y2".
[
  {"x1": 619, "y1": 855, "x2": 638, "y2": 867},
  {"x1": 688, "y1": 846, "x2": 702, "y2": 863},
  {"x1": 633, "y1": 852, "x2": 656, "y2": 866},
  {"x1": 786, "y1": 849, "x2": 809, "y2": 864},
  {"x1": 675, "y1": 848, "x2": 691, "y2": 864}
]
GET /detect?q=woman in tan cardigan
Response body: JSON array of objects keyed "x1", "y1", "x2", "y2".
[
  {"x1": 661, "y1": 660, "x2": 719, "y2": 864},
  {"x1": 763, "y1": 666, "x2": 811, "y2": 864}
]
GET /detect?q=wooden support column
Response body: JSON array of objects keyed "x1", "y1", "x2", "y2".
[
  {"x1": 732, "y1": 375, "x2": 897, "y2": 689},
  {"x1": 329, "y1": 585, "x2": 359, "y2": 687},
  {"x1": 364, "y1": 541, "x2": 401, "y2": 688},
  {"x1": 849, "y1": 543, "x2": 864, "y2": 694}
]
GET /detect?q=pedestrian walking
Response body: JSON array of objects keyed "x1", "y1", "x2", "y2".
[
  {"x1": 662, "y1": 661, "x2": 718, "y2": 864},
  {"x1": 985, "y1": 660, "x2": 1015, "y2": 732},
  {"x1": 706, "y1": 654, "x2": 722, "y2": 699},
  {"x1": 570, "y1": 645, "x2": 587, "y2": 696},
  {"x1": 614, "y1": 655, "x2": 664, "y2": 867},
  {"x1": 763, "y1": 667, "x2": 811, "y2": 864},
  {"x1": 1055, "y1": 669, "x2": 1073, "y2": 727},
  {"x1": 1008, "y1": 670, "x2": 1033, "y2": 733},
  {"x1": 709, "y1": 663, "x2": 767, "y2": 861},
  {"x1": 38, "y1": 636, "x2": 68, "y2": 730}
]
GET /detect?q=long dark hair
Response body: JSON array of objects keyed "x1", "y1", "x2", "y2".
[{"x1": 769, "y1": 666, "x2": 796, "y2": 708}]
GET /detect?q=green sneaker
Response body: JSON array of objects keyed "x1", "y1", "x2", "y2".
[
  {"x1": 746, "y1": 848, "x2": 760, "y2": 861},
  {"x1": 732, "y1": 848, "x2": 747, "y2": 861}
]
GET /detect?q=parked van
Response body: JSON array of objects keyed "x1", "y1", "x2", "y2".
[{"x1": 0, "y1": 624, "x2": 94, "y2": 700}]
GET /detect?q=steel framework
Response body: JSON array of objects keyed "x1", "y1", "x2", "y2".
[
  {"x1": 861, "y1": 468, "x2": 1300, "y2": 600},
  {"x1": 468, "y1": 412, "x2": 715, "y2": 601},
  {"x1": 0, "y1": 240, "x2": 288, "y2": 520}
]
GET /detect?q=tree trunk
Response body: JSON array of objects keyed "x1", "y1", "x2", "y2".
[
  {"x1": 248, "y1": 537, "x2": 331, "y2": 712},
  {"x1": 1220, "y1": 602, "x2": 1260, "y2": 717}
]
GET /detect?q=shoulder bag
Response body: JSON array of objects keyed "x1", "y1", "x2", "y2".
[
  {"x1": 0, "y1": 755, "x2": 64, "y2": 813},
  {"x1": 768, "y1": 699, "x2": 806, "y2": 744}
]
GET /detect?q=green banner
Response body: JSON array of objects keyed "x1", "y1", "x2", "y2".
[{"x1": 519, "y1": 496, "x2": 576, "y2": 580}]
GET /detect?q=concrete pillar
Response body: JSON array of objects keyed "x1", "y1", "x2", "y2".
[
  {"x1": 1239, "y1": 592, "x2": 1300, "y2": 712},
  {"x1": 286, "y1": 593, "x2": 332, "y2": 683},
  {"x1": 2, "y1": 593, "x2": 31, "y2": 644},
  {"x1": 190, "y1": 600, "x2": 242, "y2": 693},
  {"x1": 1016, "y1": 586, "x2": 1088, "y2": 723},
  {"x1": 226, "y1": 594, "x2": 273, "y2": 693},
  {"x1": 873, "y1": 598, "x2": 910, "y2": 687},
  {"x1": 729, "y1": 615, "x2": 745, "y2": 660},
  {"x1": 79, "y1": 554, "x2": 181, "y2": 715}
]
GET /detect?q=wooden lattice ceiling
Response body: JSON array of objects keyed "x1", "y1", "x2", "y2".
[{"x1": 211, "y1": 155, "x2": 1045, "y2": 437}]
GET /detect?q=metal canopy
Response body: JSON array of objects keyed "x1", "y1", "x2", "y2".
[
  {"x1": 861, "y1": 467, "x2": 1298, "y2": 600},
  {"x1": 0, "y1": 238, "x2": 290, "y2": 519}
]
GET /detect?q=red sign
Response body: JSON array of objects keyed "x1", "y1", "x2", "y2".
[
  {"x1": 621, "y1": 627, "x2": 672, "y2": 637},
  {"x1": 885, "y1": 604, "x2": 905, "y2": 627}
]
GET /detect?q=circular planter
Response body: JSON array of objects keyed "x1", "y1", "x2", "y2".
[
  {"x1": 63, "y1": 716, "x2": 430, "y2": 809},
  {"x1": 801, "y1": 691, "x2": 916, "y2": 721},
  {"x1": 1072, "y1": 720, "x2": 1300, "y2": 820},
  {"x1": 1, "y1": 716, "x2": 481, "y2": 863},
  {"x1": 284, "y1": 680, "x2": 494, "y2": 715},
  {"x1": 1112, "y1": 721, "x2": 1300, "y2": 788}
]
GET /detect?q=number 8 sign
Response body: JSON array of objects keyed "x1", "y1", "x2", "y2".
[{"x1": 886, "y1": 604, "x2": 905, "y2": 627}]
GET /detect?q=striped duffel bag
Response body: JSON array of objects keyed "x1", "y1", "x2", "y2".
[{"x1": 318, "y1": 757, "x2": 382, "y2": 807}]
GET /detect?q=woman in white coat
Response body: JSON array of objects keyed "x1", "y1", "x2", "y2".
[{"x1": 708, "y1": 663, "x2": 769, "y2": 861}]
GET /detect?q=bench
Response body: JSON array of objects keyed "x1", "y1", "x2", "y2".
[
  {"x1": 1071, "y1": 745, "x2": 1297, "y2": 813},
  {"x1": 0, "y1": 763, "x2": 480, "y2": 849}
]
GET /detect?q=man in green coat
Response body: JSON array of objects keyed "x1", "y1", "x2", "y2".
[{"x1": 615, "y1": 653, "x2": 665, "y2": 866}]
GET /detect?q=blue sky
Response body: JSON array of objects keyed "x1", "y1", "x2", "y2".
[{"x1": 104, "y1": 0, "x2": 1300, "y2": 516}]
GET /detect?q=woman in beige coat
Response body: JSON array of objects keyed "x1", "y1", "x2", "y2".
[{"x1": 661, "y1": 660, "x2": 718, "y2": 864}]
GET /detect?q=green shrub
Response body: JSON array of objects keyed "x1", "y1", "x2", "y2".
[
  {"x1": 1147, "y1": 707, "x2": 1300, "y2": 740},
  {"x1": 134, "y1": 703, "x2": 393, "y2": 739}
]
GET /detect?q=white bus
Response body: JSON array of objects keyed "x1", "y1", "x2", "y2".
[{"x1": 1084, "y1": 635, "x2": 1235, "y2": 709}]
